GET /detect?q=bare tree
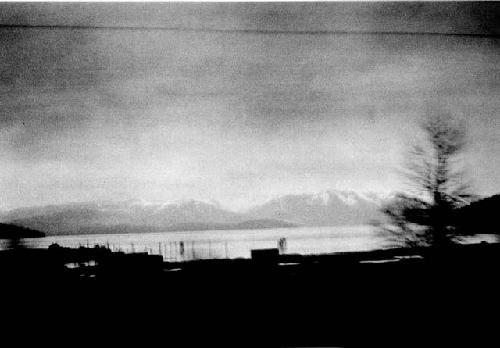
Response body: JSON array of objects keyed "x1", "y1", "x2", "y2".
[{"x1": 378, "y1": 113, "x2": 474, "y2": 248}]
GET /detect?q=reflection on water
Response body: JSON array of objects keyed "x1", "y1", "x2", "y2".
[{"x1": 10, "y1": 225, "x2": 497, "y2": 261}]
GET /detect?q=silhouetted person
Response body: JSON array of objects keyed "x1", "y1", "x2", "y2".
[
  {"x1": 179, "y1": 241, "x2": 185, "y2": 258},
  {"x1": 278, "y1": 237, "x2": 287, "y2": 254}
]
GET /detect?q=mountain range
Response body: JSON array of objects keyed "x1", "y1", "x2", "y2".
[{"x1": 0, "y1": 190, "x2": 393, "y2": 236}]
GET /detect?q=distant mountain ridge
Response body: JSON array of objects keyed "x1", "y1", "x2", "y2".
[
  {"x1": 1, "y1": 200, "x2": 247, "y2": 235},
  {"x1": 0, "y1": 190, "x2": 393, "y2": 236},
  {"x1": 456, "y1": 194, "x2": 500, "y2": 235},
  {"x1": 246, "y1": 190, "x2": 392, "y2": 226},
  {"x1": 0, "y1": 223, "x2": 45, "y2": 239}
]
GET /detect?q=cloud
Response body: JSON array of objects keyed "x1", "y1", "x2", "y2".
[{"x1": 1, "y1": 3, "x2": 500, "y2": 210}]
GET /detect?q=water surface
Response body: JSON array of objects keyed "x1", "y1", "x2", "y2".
[{"x1": 11, "y1": 225, "x2": 497, "y2": 261}]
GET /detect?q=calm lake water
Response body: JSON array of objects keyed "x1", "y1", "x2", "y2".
[
  {"x1": 10, "y1": 225, "x2": 497, "y2": 261},
  {"x1": 18, "y1": 225, "x2": 380, "y2": 261}
]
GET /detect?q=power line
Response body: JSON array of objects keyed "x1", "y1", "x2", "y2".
[{"x1": 0, "y1": 23, "x2": 498, "y2": 39}]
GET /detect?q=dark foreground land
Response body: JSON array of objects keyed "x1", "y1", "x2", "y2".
[{"x1": 1, "y1": 243, "x2": 500, "y2": 347}]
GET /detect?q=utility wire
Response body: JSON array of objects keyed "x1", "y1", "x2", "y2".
[{"x1": 0, "y1": 23, "x2": 498, "y2": 39}]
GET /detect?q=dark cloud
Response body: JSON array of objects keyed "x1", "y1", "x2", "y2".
[{"x1": 0, "y1": 29, "x2": 104, "y2": 89}]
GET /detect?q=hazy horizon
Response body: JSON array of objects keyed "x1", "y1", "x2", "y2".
[{"x1": 1, "y1": 2, "x2": 499, "y2": 211}]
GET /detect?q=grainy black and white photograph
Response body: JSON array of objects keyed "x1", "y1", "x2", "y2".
[{"x1": 1, "y1": 1, "x2": 500, "y2": 346}]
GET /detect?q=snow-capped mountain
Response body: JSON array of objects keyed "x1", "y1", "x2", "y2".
[
  {"x1": 0, "y1": 200, "x2": 245, "y2": 235},
  {"x1": 0, "y1": 190, "x2": 393, "y2": 235},
  {"x1": 246, "y1": 190, "x2": 393, "y2": 226}
]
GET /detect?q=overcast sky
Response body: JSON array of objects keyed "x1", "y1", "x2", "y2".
[{"x1": 1, "y1": 2, "x2": 499, "y2": 211}]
